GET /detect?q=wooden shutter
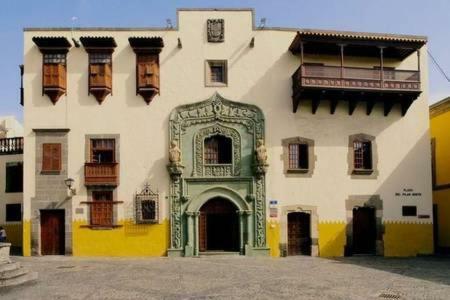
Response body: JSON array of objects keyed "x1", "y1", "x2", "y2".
[
  {"x1": 91, "y1": 191, "x2": 113, "y2": 226},
  {"x1": 42, "y1": 143, "x2": 61, "y2": 172}
]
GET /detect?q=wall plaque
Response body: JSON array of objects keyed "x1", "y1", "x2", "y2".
[{"x1": 207, "y1": 19, "x2": 224, "y2": 42}]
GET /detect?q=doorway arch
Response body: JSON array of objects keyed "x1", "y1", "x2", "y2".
[{"x1": 199, "y1": 197, "x2": 239, "y2": 252}]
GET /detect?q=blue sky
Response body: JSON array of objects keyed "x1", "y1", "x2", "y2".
[{"x1": 1, "y1": 0, "x2": 450, "y2": 121}]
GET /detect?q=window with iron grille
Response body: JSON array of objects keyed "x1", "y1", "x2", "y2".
[
  {"x1": 43, "y1": 53, "x2": 66, "y2": 64},
  {"x1": 91, "y1": 191, "x2": 113, "y2": 226},
  {"x1": 288, "y1": 143, "x2": 309, "y2": 170},
  {"x1": 353, "y1": 140, "x2": 372, "y2": 170},
  {"x1": 135, "y1": 184, "x2": 159, "y2": 224},
  {"x1": 204, "y1": 135, "x2": 232, "y2": 164},
  {"x1": 90, "y1": 139, "x2": 115, "y2": 163}
]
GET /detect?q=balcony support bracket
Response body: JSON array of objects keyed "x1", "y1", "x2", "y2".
[{"x1": 348, "y1": 99, "x2": 358, "y2": 115}]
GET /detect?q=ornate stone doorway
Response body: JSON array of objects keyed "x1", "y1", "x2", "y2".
[
  {"x1": 199, "y1": 197, "x2": 239, "y2": 252},
  {"x1": 167, "y1": 93, "x2": 269, "y2": 257}
]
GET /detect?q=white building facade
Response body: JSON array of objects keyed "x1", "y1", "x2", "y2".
[{"x1": 22, "y1": 9, "x2": 433, "y2": 257}]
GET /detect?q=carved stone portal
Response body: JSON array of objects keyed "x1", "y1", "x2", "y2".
[
  {"x1": 207, "y1": 19, "x2": 224, "y2": 43},
  {"x1": 167, "y1": 93, "x2": 269, "y2": 257}
]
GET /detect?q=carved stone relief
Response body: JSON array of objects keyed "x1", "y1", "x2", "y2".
[{"x1": 207, "y1": 19, "x2": 224, "y2": 43}]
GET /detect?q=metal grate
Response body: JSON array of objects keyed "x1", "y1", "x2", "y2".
[{"x1": 378, "y1": 292, "x2": 401, "y2": 299}]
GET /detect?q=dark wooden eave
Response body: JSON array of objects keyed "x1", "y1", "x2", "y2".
[
  {"x1": 289, "y1": 30, "x2": 427, "y2": 59},
  {"x1": 32, "y1": 36, "x2": 71, "y2": 53},
  {"x1": 80, "y1": 36, "x2": 117, "y2": 51},
  {"x1": 128, "y1": 37, "x2": 164, "y2": 53}
]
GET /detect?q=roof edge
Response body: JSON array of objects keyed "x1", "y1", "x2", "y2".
[{"x1": 430, "y1": 97, "x2": 450, "y2": 118}]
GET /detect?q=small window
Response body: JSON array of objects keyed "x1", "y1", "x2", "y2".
[
  {"x1": 6, "y1": 204, "x2": 21, "y2": 222},
  {"x1": 204, "y1": 135, "x2": 232, "y2": 164},
  {"x1": 206, "y1": 60, "x2": 227, "y2": 86},
  {"x1": 42, "y1": 143, "x2": 62, "y2": 172},
  {"x1": 353, "y1": 140, "x2": 372, "y2": 170},
  {"x1": 402, "y1": 206, "x2": 417, "y2": 217},
  {"x1": 288, "y1": 143, "x2": 309, "y2": 170},
  {"x1": 91, "y1": 191, "x2": 113, "y2": 226},
  {"x1": 90, "y1": 139, "x2": 115, "y2": 163},
  {"x1": 5, "y1": 162, "x2": 23, "y2": 193}
]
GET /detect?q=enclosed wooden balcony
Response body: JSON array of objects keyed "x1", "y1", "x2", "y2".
[
  {"x1": 84, "y1": 162, "x2": 119, "y2": 186},
  {"x1": 289, "y1": 30, "x2": 426, "y2": 116}
]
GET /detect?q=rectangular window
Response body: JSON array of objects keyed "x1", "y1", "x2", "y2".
[
  {"x1": 288, "y1": 143, "x2": 309, "y2": 170},
  {"x1": 90, "y1": 139, "x2": 115, "y2": 163},
  {"x1": 91, "y1": 191, "x2": 113, "y2": 226},
  {"x1": 354, "y1": 141, "x2": 372, "y2": 170},
  {"x1": 206, "y1": 60, "x2": 227, "y2": 86},
  {"x1": 42, "y1": 143, "x2": 62, "y2": 172},
  {"x1": 6, "y1": 203, "x2": 22, "y2": 222},
  {"x1": 5, "y1": 162, "x2": 23, "y2": 193},
  {"x1": 402, "y1": 206, "x2": 417, "y2": 217}
]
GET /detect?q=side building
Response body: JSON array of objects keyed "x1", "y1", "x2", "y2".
[
  {"x1": 430, "y1": 97, "x2": 450, "y2": 253},
  {"x1": 22, "y1": 8, "x2": 433, "y2": 257},
  {"x1": 0, "y1": 116, "x2": 23, "y2": 253}
]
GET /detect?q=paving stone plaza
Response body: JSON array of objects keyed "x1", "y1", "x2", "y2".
[{"x1": 1, "y1": 255, "x2": 450, "y2": 299}]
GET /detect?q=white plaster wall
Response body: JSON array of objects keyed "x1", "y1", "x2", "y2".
[{"x1": 22, "y1": 9, "x2": 432, "y2": 224}]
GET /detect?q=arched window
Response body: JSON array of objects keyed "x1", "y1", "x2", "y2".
[{"x1": 204, "y1": 135, "x2": 232, "y2": 164}]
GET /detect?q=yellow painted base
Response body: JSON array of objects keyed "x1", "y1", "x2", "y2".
[
  {"x1": 1, "y1": 223, "x2": 23, "y2": 248},
  {"x1": 22, "y1": 220, "x2": 31, "y2": 257},
  {"x1": 267, "y1": 220, "x2": 280, "y2": 257},
  {"x1": 72, "y1": 219, "x2": 169, "y2": 256},
  {"x1": 384, "y1": 222, "x2": 433, "y2": 256},
  {"x1": 318, "y1": 222, "x2": 346, "y2": 257}
]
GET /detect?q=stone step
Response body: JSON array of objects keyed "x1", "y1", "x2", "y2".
[
  {"x1": 0, "y1": 271, "x2": 38, "y2": 289},
  {"x1": 0, "y1": 266, "x2": 28, "y2": 280},
  {"x1": 0, "y1": 262, "x2": 21, "y2": 273}
]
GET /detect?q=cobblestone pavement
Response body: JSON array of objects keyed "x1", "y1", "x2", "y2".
[{"x1": 1, "y1": 255, "x2": 450, "y2": 299}]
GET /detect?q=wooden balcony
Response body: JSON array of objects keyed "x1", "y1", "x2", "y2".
[
  {"x1": 0, "y1": 137, "x2": 24, "y2": 155},
  {"x1": 84, "y1": 162, "x2": 119, "y2": 186},
  {"x1": 292, "y1": 64, "x2": 422, "y2": 116}
]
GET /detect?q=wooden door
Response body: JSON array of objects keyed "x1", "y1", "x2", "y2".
[
  {"x1": 199, "y1": 197, "x2": 239, "y2": 252},
  {"x1": 288, "y1": 212, "x2": 311, "y2": 256},
  {"x1": 352, "y1": 207, "x2": 376, "y2": 254},
  {"x1": 41, "y1": 210, "x2": 65, "y2": 255}
]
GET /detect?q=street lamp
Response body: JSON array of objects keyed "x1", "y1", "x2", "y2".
[{"x1": 64, "y1": 178, "x2": 76, "y2": 196}]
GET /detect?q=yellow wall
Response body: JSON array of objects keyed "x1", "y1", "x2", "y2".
[
  {"x1": 384, "y1": 222, "x2": 433, "y2": 256},
  {"x1": 1, "y1": 223, "x2": 22, "y2": 248},
  {"x1": 430, "y1": 108, "x2": 450, "y2": 249},
  {"x1": 431, "y1": 111, "x2": 450, "y2": 185},
  {"x1": 72, "y1": 219, "x2": 169, "y2": 256},
  {"x1": 22, "y1": 220, "x2": 31, "y2": 256},
  {"x1": 267, "y1": 220, "x2": 280, "y2": 257},
  {"x1": 318, "y1": 221, "x2": 346, "y2": 257}
]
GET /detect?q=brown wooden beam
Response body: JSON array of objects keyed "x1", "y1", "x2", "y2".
[
  {"x1": 366, "y1": 100, "x2": 375, "y2": 115},
  {"x1": 330, "y1": 99, "x2": 338, "y2": 114},
  {"x1": 349, "y1": 99, "x2": 358, "y2": 115},
  {"x1": 384, "y1": 101, "x2": 395, "y2": 116},
  {"x1": 293, "y1": 97, "x2": 301, "y2": 113},
  {"x1": 312, "y1": 98, "x2": 320, "y2": 114},
  {"x1": 401, "y1": 99, "x2": 414, "y2": 116}
]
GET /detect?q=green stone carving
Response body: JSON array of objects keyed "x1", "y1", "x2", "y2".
[{"x1": 168, "y1": 93, "x2": 269, "y2": 256}]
